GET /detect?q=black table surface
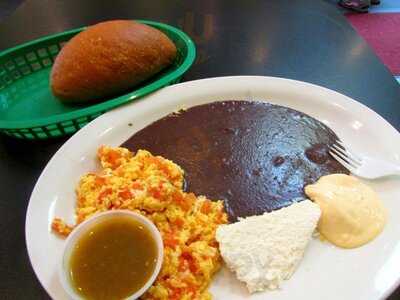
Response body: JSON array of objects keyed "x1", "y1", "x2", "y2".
[{"x1": 0, "y1": 0, "x2": 399, "y2": 299}]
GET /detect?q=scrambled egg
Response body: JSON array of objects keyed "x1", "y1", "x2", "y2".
[{"x1": 52, "y1": 146, "x2": 227, "y2": 300}]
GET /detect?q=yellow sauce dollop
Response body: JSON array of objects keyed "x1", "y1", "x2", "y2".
[{"x1": 305, "y1": 174, "x2": 386, "y2": 249}]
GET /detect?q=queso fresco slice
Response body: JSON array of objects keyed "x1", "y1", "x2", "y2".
[{"x1": 216, "y1": 200, "x2": 321, "y2": 293}]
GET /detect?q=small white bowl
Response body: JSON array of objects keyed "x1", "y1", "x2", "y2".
[{"x1": 59, "y1": 210, "x2": 164, "y2": 300}]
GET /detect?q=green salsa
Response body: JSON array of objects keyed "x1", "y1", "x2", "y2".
[{"x1": 69, "y1": 216, "x2": 158, "y2": 300}]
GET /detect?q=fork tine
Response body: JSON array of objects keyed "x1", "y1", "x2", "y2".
[
  {"x1": 335, "y1": 140, "x2": 362, "y2": 165},
  {"x1": 329, "y1": 150, "x2": 355, "y2": 173},
  {"x1": 331, "y1": 143, "x2": 361, "y2": 167},
  {"x1": 335, "y1": 139, "x2": 346, "y2": 150},
  {"x1": 329, "y1": 147, "x2": 356, "y2": 168}
]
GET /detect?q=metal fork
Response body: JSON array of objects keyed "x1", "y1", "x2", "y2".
[{"x1": 329, "y1": 140, "x2": 400, "y2": 179}]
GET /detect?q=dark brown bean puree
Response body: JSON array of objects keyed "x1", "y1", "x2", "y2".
[{"x1": 122, "y1": 101, "x2": 348, "y2": 222}]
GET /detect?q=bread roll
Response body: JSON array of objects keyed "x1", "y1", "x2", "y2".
[{"x1": 50, "y1": 20, "x2": 177, "y2": 103}]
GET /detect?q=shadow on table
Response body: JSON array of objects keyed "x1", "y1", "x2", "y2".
[{"x1": 0, "y1": 134, "x2": 67, "y2": 168}]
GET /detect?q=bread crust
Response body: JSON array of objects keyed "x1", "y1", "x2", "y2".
[{"x1": 50, "y1": 20, "x2": 177, "y2": 103}]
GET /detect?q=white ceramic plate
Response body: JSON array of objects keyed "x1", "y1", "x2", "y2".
[{"x1": 26, "y1": 76, "x2": 400, "y2": 300}]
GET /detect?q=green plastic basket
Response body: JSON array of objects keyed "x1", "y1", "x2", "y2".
[{"x1": 0, "y1": 20, "x2": 196, "y2": 140}]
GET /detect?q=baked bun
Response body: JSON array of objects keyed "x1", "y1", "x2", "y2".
[{"x1": 50, "y1": 20, "x2": 177, "y2": 103}]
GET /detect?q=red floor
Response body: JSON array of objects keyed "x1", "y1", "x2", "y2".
[{"x1": 346, "y1": 13, "x2": 400, "y2": 75}]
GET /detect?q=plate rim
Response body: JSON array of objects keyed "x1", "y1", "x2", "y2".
[{"x1": 25, "y1": 75, "x2": 400, "y2": 300}]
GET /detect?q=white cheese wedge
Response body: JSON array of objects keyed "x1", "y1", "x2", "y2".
[{"x1": 216, "y1": 200, "x2": 321, "y2": 293}]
